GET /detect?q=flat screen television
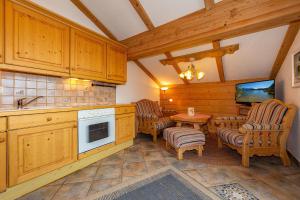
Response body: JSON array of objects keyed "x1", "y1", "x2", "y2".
[{"x1": 235, "y1": 80, "x2": 275, "y2": 104}]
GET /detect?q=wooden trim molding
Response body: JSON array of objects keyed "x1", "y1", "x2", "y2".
[
  {"x1": 164, "y1": 52, "x2": 189, "y2": 85},
  {"x1": 70, "y1": 0, "x2": 117, "y2": 40},
  {"x1": 270, "y1": 21, "x2": 300, "y2": 79},
  {"x1": 160, "y1": 44, "x2": 239, "y2": 65},
  {"x1": 212, "y1": 41, "x2": 225, "y2": 82},
  {"x1": 129, "y1": 0, "x2": 154, "y2": 30},
  {"x1": 133, "y1": 60, "x2": 161, "y2": 87},
  {"x1": 122, "y1": 0, "x2": 300, "y2": 59}
]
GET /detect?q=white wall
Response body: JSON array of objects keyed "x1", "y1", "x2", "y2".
[
  {"x1": 276, "y1": 31, "x2": 300, "y2": 162},
  {"x1": 116, "y1": 62, "x2": 160, "y2": 104},
  {"x1": 30, "y1": 0, "x2": 107, "y2": 36}
]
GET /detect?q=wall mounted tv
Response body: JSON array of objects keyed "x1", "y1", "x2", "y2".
[{"x1": 235, "y1": 80, "x2": 275, "y2": 104}]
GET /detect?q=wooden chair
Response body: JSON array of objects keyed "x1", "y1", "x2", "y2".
[
  {"x1": 134, "y1": 99, "x2": 176, "y2": 142},
  {"x1": 215, "y1": 99, "x2": 297, "y2": 167}
]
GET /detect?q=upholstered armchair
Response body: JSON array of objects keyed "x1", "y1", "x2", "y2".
[
  {"x1": 215, "y1": 99, "x2": 297, "y2": 167},
  {"x1": 134, "y1": 99, "x2": 176, "y2": 142}
]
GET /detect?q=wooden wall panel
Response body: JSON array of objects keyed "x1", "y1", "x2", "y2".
[{"x1": 160, "y1": 78, "x2": 266, "y2": 117}]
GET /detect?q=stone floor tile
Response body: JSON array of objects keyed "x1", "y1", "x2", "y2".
[
  {"x1": 143, "y1": 150, "x2": 164, "y2": 161},
  {"x1": 52, "y1": 182, "x2": 92, "y2": 200},
  {"x1": 145, "y1": 159, "x2": 168, "y2": 172},
  {"x1": 123, "y1": 162, "x2": 148, "y2": 177},
  {"x1": 123, "y1": 152, "x2": 144, "y2": 163},
  {"x1": 100, "y1": 153, "x2": 124, "y2": 166},
  {"x1": 88, "y1": 178, "x2": 122, "y2": 196},
  {"x1": 94, "y1": 164, "x2": 122, "y2": 180},
  {"x1": 18, "y1": 185, "x2": 60, "y2": 200},
  {"x1": 64, "y1": 166, "x2": 98, "y2": 184}
]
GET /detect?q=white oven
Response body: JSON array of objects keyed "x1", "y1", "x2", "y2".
[{"x1": 78, "y1": 108, "x2": 115, "y2": 154}]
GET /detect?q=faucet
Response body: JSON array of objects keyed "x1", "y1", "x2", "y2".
[{"x1": 17, "y1": 96, "x2": 44, "y2": 109}]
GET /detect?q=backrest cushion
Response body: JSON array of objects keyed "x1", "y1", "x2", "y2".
[
  {"x1": 246, "y1": 100, "x2": 288, "y2": 125},
  {"x1": 136, "y1": 99, "x2": 163, "y2": 117}
]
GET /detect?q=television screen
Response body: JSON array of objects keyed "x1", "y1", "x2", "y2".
[{"x1": 236, "y1": 80, "x2": 275, "y2": 103}]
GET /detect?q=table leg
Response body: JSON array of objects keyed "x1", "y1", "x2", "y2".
[{"x1": 193, "y1": 123, "x2": 200, "y2": 129}]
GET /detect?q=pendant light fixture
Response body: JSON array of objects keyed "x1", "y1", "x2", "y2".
[{"x1": 179, "y1": 58, "x2": 205, "y2": 80}]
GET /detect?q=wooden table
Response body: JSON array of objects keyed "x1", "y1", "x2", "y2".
[{"x1": 170, "y1": 113, "x2": 211, "y2": 134}]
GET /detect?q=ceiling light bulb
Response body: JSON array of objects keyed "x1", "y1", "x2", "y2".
[
  {"x1": 197, "y1": 72, "x2": 205, "y2": 80},
  {"x1": 161, "y1": 87, "x2": 169, "y2": 91}
]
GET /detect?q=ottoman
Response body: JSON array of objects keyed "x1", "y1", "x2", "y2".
[{"x1": 163, "y1": 127, "x2": 205, "y2": 160}]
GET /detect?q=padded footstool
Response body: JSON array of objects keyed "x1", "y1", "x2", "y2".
[{"x1": 163, "y1": 127, "x2": 205, "y2": 160}]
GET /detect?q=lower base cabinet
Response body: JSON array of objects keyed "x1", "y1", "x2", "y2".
[
  {"x1": 8, "y1": 122, "x2": 78, "y2": 186},
  {"x1": 0, "y1": 131, "x2": 6, "y2": 192},
  {"x1": 116, "y1": 113, "x2": 135, "y2": 144}
]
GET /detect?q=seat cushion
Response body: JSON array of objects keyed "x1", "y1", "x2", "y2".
[
  {"x1": 217, "y1": 128, "x2": 244, "y2": 147},
  {"x1": 156, "y1": 117, "x2": 175, "y2": 130},
  {"x1": 247, "y1": 100, "x2": 288, "y2": 125},
  {"x1": 163, "y1": 127, "x2": 205, "y2": 148}
]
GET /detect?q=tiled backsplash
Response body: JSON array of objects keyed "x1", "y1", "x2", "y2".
[{"x1": 0, "y1": 71, "x2": 116, "y2": 108}]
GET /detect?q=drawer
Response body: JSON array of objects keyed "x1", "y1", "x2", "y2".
[
  {"x1": 0, "y1": 118, "x2": 7, "y2": 132},
  {"x1": 8, "y1": 111, "x2": 77, "y2": 130},
  {"x1": 115, "y1": 106, "x2": 135, "y2": 115}
]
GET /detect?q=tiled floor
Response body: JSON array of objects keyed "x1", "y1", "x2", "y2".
[{"x1": 19, "y1": 134, "x2": 300, "y2": 200}]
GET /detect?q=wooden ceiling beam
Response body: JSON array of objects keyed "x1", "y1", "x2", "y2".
[
  {"x1": 160, "y1": 44, "x2": 239, "y2": 65},
  {"x1": 270, "y1": 21, "x2": 300, "y2": 79},
  {"x1": 70, "y1": 0, "x2": 117, "y2": 40},
  {"x1": 164, "y1": 52, "x2": 189, "y2": 85},
  {"x1": 122, "y1": 0, "x2": 300, "y2": 60},
  {"x1": 129, "y1": 0, "x2": 155, "y2": 30},
  {"x1": 204, "y1": 0, "x2": 214, "y2": 10},
  {"x1": 212, "y1": 41, "x2": 225, "y2": 82},
  {"x1": 133, "y1": 60, "x2": 161, "y2": 87}
]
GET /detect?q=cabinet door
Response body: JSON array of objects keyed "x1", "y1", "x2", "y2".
[
  {"x1": 0, "y1": 132, "x2": 6, "y2": 192},
  {"x1": 0, "y1": 0, "x2": 3, "y2": 63},
  {"x1": 107, "y1": 43, "x2": 127, "y2": 83},
  {"x1": 5, "y1": 0, "x2": 70, "y2": 74},
  {"x1": 116, "y1": 113, "x2": 135, "y2": 144},
  {"x1": 8, "y1": 122, "x2": 77, "y2": 186},
  {"x1": 70, "y1": 29, "x2": 106, "y2": 81}
]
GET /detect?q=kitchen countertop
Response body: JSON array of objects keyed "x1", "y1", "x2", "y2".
[{"x1": 0, "y1": 104, "x2": 135, "y2": 117}]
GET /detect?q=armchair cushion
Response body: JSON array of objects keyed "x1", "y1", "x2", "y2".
[
  {"x1": 136, "y1": 99, "x2": 163, "y2": 118},
  {"x1": 217, "y1": 128, "x2": 244, "y2": 147},
  {"x1": 247, "y1": 100, "x2": 288, "y2": 125},
  {"x1": 156, "y1": 117, "x2": 175, "y2": 130}
]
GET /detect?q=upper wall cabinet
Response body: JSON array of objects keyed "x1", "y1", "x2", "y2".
[
  {"x1": 0, "y1": 0, "x2": 4, "y2": 64},
  {"x1": 4, "y1": 0, "x2": 70, "y2": 76},
  {"x1": 107, "y1": 44, "x2": 127, "y2": 83},
  {"x1": 70, "y1": 28, "x2": 107, "y2": 81}
]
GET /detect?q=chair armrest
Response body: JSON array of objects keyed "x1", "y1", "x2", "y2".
[
  {"x1": 215, "y1": 116, "x2": 247, "y2": 129},
  {"x1": 137, "y1": 113, "x2": 159, "y2": 121},
  {"x1": 162, "y1": 110, "x2": 177, "y2": 117}
]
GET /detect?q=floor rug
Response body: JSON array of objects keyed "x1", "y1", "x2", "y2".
[
  {"x1": 85, "y1": 166, "x2": 220, "y2": 200},
  {"x1": 211, "y1": 183, "x2": 259, "y2": 200}
]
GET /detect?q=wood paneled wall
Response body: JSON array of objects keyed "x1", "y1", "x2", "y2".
[{"x1": 160, "y1": 78, "x2": 266, "y2": 117}]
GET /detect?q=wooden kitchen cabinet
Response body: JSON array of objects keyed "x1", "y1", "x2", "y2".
[
  {"x1": 116, "y1": 113, "x2": 135, "y2": 144},
  {"x1": 8, "y1": 122, "x2": 77, "y2": 186},
  {"x1": 107, "y1": 43, "x2": 127, "y2": 83},
  {"x1": 0, "y1": 118, "x2": 7, "y2": 192},
  {"x1": 4, "y1": 0, "x2": 70, "y2": 76},
  {"x1": 70, "y1": 28, "x2": 107, "y2": 81},
  {"x1": 0, "y1": 0, "x2": 4, "y2": 63}
]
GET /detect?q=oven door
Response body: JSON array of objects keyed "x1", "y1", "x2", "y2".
[{"x1": 78, "y1": 115, "x2": 115, "y2": 154}]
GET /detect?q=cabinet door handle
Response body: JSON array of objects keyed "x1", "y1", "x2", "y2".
[
  {"x1": 46, "y1": 117, "x2": 53, "y2": 122},
  {"x1": 0, "y1": 138, "x2": 5, "y2": 143}
]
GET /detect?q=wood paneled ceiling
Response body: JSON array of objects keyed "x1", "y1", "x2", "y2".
[{"x1": 31, "y1": 0, "x2": 300, "y2": 86}]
